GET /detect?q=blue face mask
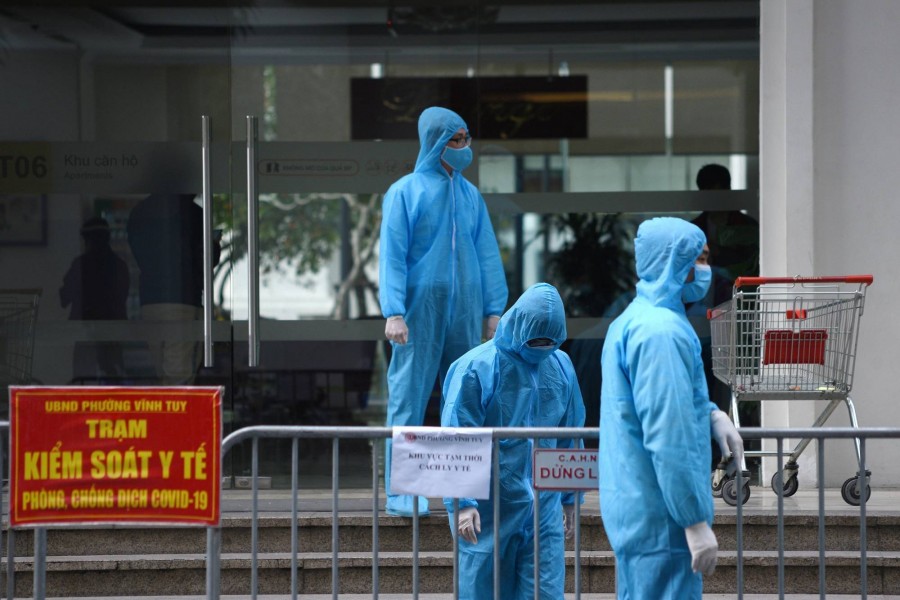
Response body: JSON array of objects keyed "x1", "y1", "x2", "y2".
[
  {"x1": 682, "y1": 263, "x2": 712, "y2": 303},
  {"x1": 442, "y1": 145, "x2": 473, "y2": 172},
  {"x1": 519, "y1": 339, "x2": 557, "y2": 364}
]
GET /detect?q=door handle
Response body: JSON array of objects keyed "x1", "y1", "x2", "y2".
[
  {"x1": 201, "y1": 115, "x2": 214, "y2": 368},
  {"x1": 247, "y1": 116, "x2": 260, "y2": 367}
]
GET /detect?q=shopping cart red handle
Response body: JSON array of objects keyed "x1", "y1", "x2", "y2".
[{"x1": 734, "y1": 275, "x2": 874, "y2": 288}]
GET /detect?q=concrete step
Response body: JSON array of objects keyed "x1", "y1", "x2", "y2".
[
  {"x1": 5, "y1": 512, "x2": 899, "y2": 557},
  {"x1": 3, "y1": 550, "x2": 899, "y2": 596}
]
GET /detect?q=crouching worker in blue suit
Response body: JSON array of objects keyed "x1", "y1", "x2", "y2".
[
  {"x1": 599, "y1": 217, "x2": 744, "y2": 599},
  {"x1": 441, "y1": 283, "x2": 586, "y2": 600}
]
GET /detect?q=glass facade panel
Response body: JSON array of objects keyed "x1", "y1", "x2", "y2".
[{"x1": 0, "y1": 1, "x2": 760, "y2": 486}]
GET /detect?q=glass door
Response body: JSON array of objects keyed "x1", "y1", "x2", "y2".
[
  {"x1": 1, "y1": 1, "x2": 760, "y2": 489},
  {"x1": 0, "y1": 5, "x2": 236, "y2": 421}
]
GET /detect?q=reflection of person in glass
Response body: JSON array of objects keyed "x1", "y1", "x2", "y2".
[
  {"x1": 690, "y1": 163, "x2": 761, "y2": 459},
  {"x1": 441, "y1": 283, "x2": 584, "y2": 600},
  {"x1": 379, "y1": 106, "x2": 508, "y2": 517},
  {"x1": 600, "y1": 218, "x2": 743, "y2": 599},
  {"x1": 691, "y1": 163, "x2": 759, "y2": 307},
  {"x1": 127, "y1": 193, "x2": 219, "y2": 385},
  {"x1": 59, "y1": 217, "x2": 130, "y2": 382}
]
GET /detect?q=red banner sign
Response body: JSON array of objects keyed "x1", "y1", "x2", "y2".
[{"x1": 9, "y1": 386, "x2": 222, "y2": 527}]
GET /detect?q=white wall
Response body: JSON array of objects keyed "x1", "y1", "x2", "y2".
[{"x1": 761, "y1": 0, "x2": 900, "y2": 486}]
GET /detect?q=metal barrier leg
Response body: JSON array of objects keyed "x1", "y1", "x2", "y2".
[
  {"x1": 532, "y1": 490, "x2": 540, "y2": 600},
  {"x1": 859, "y1": 439, "x2": 868, "y2": 600},
  {"x1": 817, "y1": 439, "x2": 826, "y2": 599},
  {"x1": 735, "y1": 459, "x2": 744, "y2": 600},
  {"x1": 574, "y1": 501, "x2": 581, "y2": 600},
  {"x1": 5, "y1": 528, "x2": 13, "y2": 600},
  {"x1": 332, "y1": 438, "x2": 339, "y2": 600},
  {"x1": 492, "y1": 439, "x2": 500, "y2": 600},
  {"x1": 251, "y1": 437, "x2": 259, "y2": 600},
  {"x1": 291, "y1": 438, "x2": 299, "y2": 600},
  {"x1": 452, "y1": 498, "x2": 459, "y2": 600},
  {"x1": 206, "y1": 527, "x2": 221, "y2": 600},
  {"x1": 412, "y1": 495, "x2": 419, "y2": 600},
  {"x1": 33, "y1": 527, "x2": 46, "y2": 600},
  {"x1": 372, "y1": 441, "x2": 380, "y2": 600}
]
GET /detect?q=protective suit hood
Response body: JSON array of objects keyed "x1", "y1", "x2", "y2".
[
  {"x1": 494, "y1": 283, "x2": 566, "y2": 361},
  {"x1": 415, "y1": 107, "x2": 468, "y2": 175},
  {"x1": 634, "y1": 217, "x2": 706, "y2": 311}
]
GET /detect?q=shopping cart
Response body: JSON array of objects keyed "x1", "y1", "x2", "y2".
[
  {"x1": 0, "y1": 289, "x2": 41, "y2": 414},
  {"x1": 707, "y1": 275, "x2": 873, "y2": 506}
]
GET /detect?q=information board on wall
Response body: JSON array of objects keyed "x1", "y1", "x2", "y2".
[{"x1": 9, "y1": 386, "x2": 222, "y2": 527}]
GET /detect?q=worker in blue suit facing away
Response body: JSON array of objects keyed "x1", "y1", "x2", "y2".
[
  {"x1": 599, "y1": 217, "x2": 743, "y2": 599},
  {"x1": 442, "y1": 283, "x2": 585, "y2": 599},
  {"x1": 379, "y1": 106, "x2": 508, "y2": 517}
]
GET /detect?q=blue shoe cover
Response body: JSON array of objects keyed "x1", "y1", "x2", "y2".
[{"x1": 386, "y1": 494, "x2": 430, "y2": 517}]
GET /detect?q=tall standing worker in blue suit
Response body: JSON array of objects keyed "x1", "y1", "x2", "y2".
[
  {"x1": 441, "y1": 283, "x2": 585, "y2": 600},
  {"x1": 380, "y1": 106, "x2": 508, "y2": 517},
  {"x1": 599, "y1": 217, "x2": 743, "y2": 599}
]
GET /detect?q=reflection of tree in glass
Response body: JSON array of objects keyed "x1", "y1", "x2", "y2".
[
  {"x1": 211, "y1": 192, "x2": 382, "y2": 319},
  {"x1": 541, "y1": 213, "x2": 635, "y2": 317}
]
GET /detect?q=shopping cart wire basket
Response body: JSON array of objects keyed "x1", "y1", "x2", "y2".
[{"x1": 707, "y1": 275, "x2": 873, "y2": 506}]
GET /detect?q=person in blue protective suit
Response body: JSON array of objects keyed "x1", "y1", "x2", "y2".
[
  {"x1": 599, "y1": 217, "x2": 743, "y2": 599},
  {"x1": 441, "y1": 283, "x2": 585, "y2": 600},
  {"x1": 380, "y1": 106, "x2": 508, "y2": 517}
]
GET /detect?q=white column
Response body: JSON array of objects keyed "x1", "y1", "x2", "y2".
[{"x1": 759, "y1": 0, "x2": 817, "y2": 486}]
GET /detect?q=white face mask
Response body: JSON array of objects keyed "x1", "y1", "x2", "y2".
[{"x1": 682, "y1": 263, "x2": 712, "y2": 303}]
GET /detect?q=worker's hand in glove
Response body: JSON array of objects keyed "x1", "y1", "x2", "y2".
[
  {"x1": 384, "y1": 316, "x2": 408, "y2": 344},
  {"x1": 685, "y1": 521, "x2": 718, "y2": 576},
  {"x1": 457, "y1": 507, "x2": 481, "y2": 544},
  {"x1": 562, "y1": 504, "x2": 577, "y2": 540},
  {"x1": 484, "y1": 315, "x2": 500, "y2": 340},
  {"x1": 710, "y1": 409, "x2": 743, "y2": 470}
]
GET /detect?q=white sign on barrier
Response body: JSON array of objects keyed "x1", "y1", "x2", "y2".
[
  {"x1": 532, "y1": 448, "x2": 598, "y2": 490},
  {"x1": 390, "y1": 427, "x2": 493, "y2": 499}
]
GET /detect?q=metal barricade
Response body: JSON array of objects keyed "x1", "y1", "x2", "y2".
[
  {"x1": 215, "y1": 425, "x2": 596, "y2": 600},
  {"x1": 3, "y1": 422, "x2": 900, "y2": 598}
]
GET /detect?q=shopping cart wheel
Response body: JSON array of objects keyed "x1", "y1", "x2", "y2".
[
  {"x1": 840, "y1": 474, "x2": 872, "y2": 506},
  {"x1": 711, "y1": 472, "x2": 725, "y2": 498},
  {"x1": 771, "y1": 472, "x2": 799, "y2": 497},
  {"x1": 722, "y1": 478, "x2": 751, "y2": 506}
]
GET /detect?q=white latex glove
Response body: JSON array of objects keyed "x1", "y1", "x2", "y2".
[
  {"x1": 563, "y1": 504, "x2": 576, "y2": 540},
  {"x1": 710, "y1": 409, "x2": 743, "y2": 470},
  {"x1": 685, "y1": 521, "x2": 718, "y2": 576},
  {"x1": 385, "y1": 316, "x2": 408, "y2": 344},
  {"x1": 484, "y1": 315, "x2": 500, "y2": 340},
  {"x1": 457, "y1": 507, "x2": 481, "y2": 544}
]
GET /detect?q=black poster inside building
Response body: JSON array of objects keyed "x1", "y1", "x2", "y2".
[{"x1": 351, "y1": 76, "x2": 588, "y2": 140}]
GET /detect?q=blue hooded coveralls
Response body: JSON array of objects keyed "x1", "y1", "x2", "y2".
[
  {"x1": 599, "y1": 217, "x2": 717, "y2": 599},
  {"x1": 441, "y1": 283, "x2": 585, "y2": 600},
  {"x1": 380, "y1": 107, "x2": 508, "y2": 512}
]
